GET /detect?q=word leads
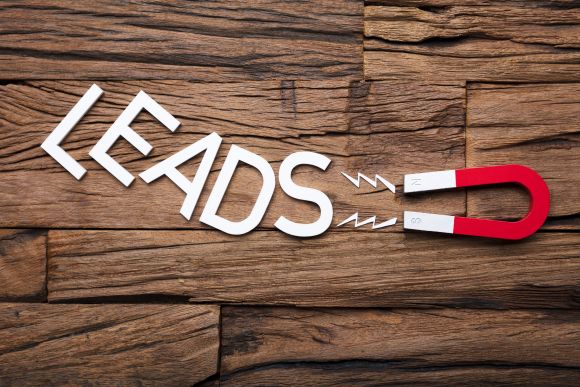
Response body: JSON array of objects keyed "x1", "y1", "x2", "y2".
[{"x1": 41, "y1": 84, "x2": 333, "y2": 237}]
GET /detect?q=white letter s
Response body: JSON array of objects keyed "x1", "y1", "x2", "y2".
[{"x1": 275, "y1": 152, "x2": 332, "y2": 237}]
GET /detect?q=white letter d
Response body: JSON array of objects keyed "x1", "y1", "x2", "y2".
[{"x1": 200, "y1": 145, "x2": 275, "y2": 235}]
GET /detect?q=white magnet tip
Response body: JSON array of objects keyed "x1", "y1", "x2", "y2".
[
  {"x1": 404, "y1": 170, "x2": 456, "y2": 193},
  {"x1": 403, "y1": 211, "x2": 454, "y2": 234}
]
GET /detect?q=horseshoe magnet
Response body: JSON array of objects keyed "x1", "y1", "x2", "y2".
[{"x1": 403, "y1": 165, "x2": 550, "y2": 240}]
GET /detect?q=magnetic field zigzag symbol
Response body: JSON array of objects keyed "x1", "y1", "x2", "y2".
[
  {"x1": 337, "y1": 172, "x2": 397, "y2": 230},
  {"x1": 340, "y1": 172, "x2": 395, "y2": 193},
  {"x1": 41, "y1": 84, "x2": 551, "y2": 240}
]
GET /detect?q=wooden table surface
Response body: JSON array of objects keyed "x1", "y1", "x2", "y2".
[{"x1": 0, "y1": 1, "x2": 578, "y2": 385}]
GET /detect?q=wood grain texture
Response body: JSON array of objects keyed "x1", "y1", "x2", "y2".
[
  {"x1": 0, "y1": 80, "x2": 465, "y2": 230},
  {"x1": 2, "y1": 2, "x2": 579, "y2": 386},
  {"x1": 467, "y1": 83, "x2": 580, "y2": 229},
  {"x1": 221, "y1": 366, "x2": 580, "y2": 386},
  {"x1": 364, "y1": 2, "x2": 580, "y2": 82},
  {"x1": 0, "y1": 0, "x2": 362, "y2": 81},
  {"x1": 220, "y1": 307, "x2": 580, "y2": 386},
  {"x1": 48, "y1": 230, "x2": 580, "y2": 308},
  {"x1": 0, "y1": 303, "x2": 219, "y2": 386},
  {"x1": 367, "y1": 0, "x2": 578, "y2": 5},
  {"x1": 0, "y1": 229, "x2": 46, "y2": 300}
]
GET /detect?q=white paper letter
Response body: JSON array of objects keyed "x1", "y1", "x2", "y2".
[
  {"x1": 89, "y1": 91, "x2": 180, "y2": 186},
  {"x1": 41, "y1": 84, "x2": 103, "y2": 179},
  {"x1": 200, "y1": 145, "x2": 275, "y2": 235},
  {"x1": 274, "y1": 152, "x2": 332, "y2": 237},
  {"x1": 139, "y1": 132, "x2": 222, "y2": 220}
]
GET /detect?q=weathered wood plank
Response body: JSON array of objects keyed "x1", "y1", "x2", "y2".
[
  {"x1": 48, "y1": 230, "x2": 580, "y2": 308},
  {"x1": 366, "y1": 0, "x2": 577, "y2": 5},
  {"x1": 0, "y1": 303, "x2": 219, "y2": 386},
  {"x1": 0, "y1": 229, "x2": 46, "y2": 300},
  {"x1": 364, "y1": 2, "x2": 580, "y2": 82},
  {"x1": 222, "y1": 366, "x2": 580, "y2": 386},
  {"x1": 220, "y1": 307, "x2": 580, "y2": 386},
  {"x1": 0, "y1": 80, "x2": 465, "y2": 230},
  {"x1": 0, "y1": 0, "x2": 362, "y2": 80},
  {"x1": 467, "y1": 83, "x2": 580, "y2": 229}
]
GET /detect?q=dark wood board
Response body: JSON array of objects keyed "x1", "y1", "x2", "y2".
[
  {"x1": 364, "y1": 1, "x2": 580, "y2": 82},
  {"x1": 467, "y1": 83, "x2": 580, "y2": 230},
  {"x1": 0, "y1": 229, "x2": 46, "y2": 301},
  {"x1": 48, "y1": 230, "x2": 580, "y2": 308},
  {"x1": 220, "y1": 306, "x2": 580, "y2": 386},
  {"x1": 0, "y1": 303, "x2": 220, "y2": 386},
  {"x1": 0, "y1": 0, "x2": 363, "y2": 81}
]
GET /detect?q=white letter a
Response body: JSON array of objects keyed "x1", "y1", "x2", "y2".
[{"x1": 139, "y1": 132, "x2": 222, "y2": 220}]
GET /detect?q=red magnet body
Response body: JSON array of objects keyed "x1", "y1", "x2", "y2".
[{"x1": 403, "y1": 165, "x2": 550, "y2": 240}]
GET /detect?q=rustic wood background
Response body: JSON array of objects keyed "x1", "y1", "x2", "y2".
[{"x1": 0, "y1": 1, "x2": 579, "y2": 385}]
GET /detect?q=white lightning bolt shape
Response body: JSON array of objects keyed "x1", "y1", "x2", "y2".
[
  {"x1": 341, "y1": 172, "x2": 396, "y2": 193},
  {"x1": 337, "y1": 212, "x2": 397, "y2": 230}
]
